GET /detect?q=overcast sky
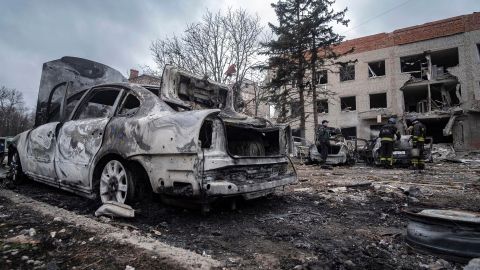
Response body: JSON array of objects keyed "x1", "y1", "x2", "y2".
[{"x1": 0, "y1": 0, "x2": 478, "y2": 108}]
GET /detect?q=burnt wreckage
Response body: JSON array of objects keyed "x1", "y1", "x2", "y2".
[{"x1": 9, "y1": 57, "x2": 297, "y2": 207}]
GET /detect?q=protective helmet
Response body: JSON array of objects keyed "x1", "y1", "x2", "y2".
[
  {"x1": 388, "y1": 117, "x2": 396, "y2": 124},
  {"x1": 410, "y1": 116, "x2": 418, "y2": 123}
]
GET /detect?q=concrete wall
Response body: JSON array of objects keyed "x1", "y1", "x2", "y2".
[{"x1": 288, "y1": 29, "x2": 480, "y2": 149}]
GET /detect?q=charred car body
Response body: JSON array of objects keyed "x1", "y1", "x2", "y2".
[
  {"x1": 9, "y1": 57, "x2": 296, "y2": 206},
  {"x1": 293, "y1": 128, "x2": 356, "y2": 165}
]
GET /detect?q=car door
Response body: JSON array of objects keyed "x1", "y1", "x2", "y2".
[
  {"x1": 24, "y1": 122, "x2": 60, "y2": 182},
  {"x1": 22, "y1": 82, "x2": 75, "y2": 183},
  {"x1": 55, "y1": 87, "x2": 123, "y2": 192}
]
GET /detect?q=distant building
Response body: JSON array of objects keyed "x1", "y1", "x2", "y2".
[
  {"x1": 238, "y1": 79, "x2": 270, "y2": 118},
  {"x1": 274, "y1": 12, "x2": 480, "y2": 150},
  {"x1": 128, "y1": 69, "x2": 161, "y2": 85}
]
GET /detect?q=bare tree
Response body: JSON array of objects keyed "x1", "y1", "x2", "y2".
[
  {"x1": 0, "y1": 86, "x2": 34, "y2": 137},
  {"x1": 150, "y1": 8, "x2": 263, "y2": 109}
]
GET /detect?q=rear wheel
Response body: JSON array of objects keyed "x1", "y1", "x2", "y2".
[{"x1": 99, "y1": 159, "x2": 135, "y2": 204}]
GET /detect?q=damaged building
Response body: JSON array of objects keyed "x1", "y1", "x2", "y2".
[{"x1": 283, "y1": 12, "x2": 480, "y2": 151}]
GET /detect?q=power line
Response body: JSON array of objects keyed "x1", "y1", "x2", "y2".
[{"x1": 342, "y1": 0, "x2": 414, "y2": 34}]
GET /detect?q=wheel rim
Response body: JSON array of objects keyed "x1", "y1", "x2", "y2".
[{"x1": 99, "y1": 160, "x2": 128, "y2": 204}]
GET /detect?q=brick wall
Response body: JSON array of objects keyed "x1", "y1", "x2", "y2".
[{"x1": 329, "y1": 12, "x2": 480, "y2": 56}]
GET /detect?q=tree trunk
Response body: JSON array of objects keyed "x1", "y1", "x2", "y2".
[{"x1": 311, "y1": 34, "x2": 319, "y2": 131}]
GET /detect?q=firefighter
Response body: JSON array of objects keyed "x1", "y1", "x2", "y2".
[
  {"x1": 409, "y1": 117, "x2": 427, "y2": 170},
  {"x1": 316, "y1": 120, "x2": 330, "y2": 164},
  {"x1": 379, "y1": 118, "x2": 401, "y2": 168}
]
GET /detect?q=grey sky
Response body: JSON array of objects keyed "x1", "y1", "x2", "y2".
[{"x1": 0, "y1": 0, "x2": 478, "y2": 108}]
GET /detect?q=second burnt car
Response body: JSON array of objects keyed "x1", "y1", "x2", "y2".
[
  {"x1": 9, "y1": 57, "x2": 296, "y2": 207},
  {"x1": 293, "y1": 127, "x2": 356, "y2": 165}
]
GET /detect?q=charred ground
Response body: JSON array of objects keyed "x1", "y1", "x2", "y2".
[{"x1": 1, "y1": 161, "x2": 480, "y2": 269}]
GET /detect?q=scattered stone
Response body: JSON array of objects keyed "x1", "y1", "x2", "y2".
[
  {"x1": 428, "y1": 259, "x2": 450, "y2": 270},
  {"x1": 11, "y1": 250, "x2": 18, "y2": 255},
  {"x1": 88, "y1": 237, "x2": 94, "y2": 242},
  {"x1": 344, "y1": 260, "x2": 355, "y2": 267},
  {"x1": 212, "y1": 231, "x2": 222, "y2": 236},
  {"x1": 59, "y1": 229, "x2": 66, "y2": 233},
  {"x1": 5, "y1": 235, "x2": 39, "y2": 245},
  {"x1": 152, "y1": 229, "x2": 162, "y2": 236},
  {"x1": 125, "y1": 265, "x2": 135, "y2": 270},
  {"x1": 28, "y1": 228, "x2": 36, "y2": 237},
  {"x1": 33, "y1": 260, "x2": 43, "y2": 266},
  {"x1": 21, "y1": 255, "x2": 29, "y2": 261},
  {"x1": 407, "y1": 196, "x2": 419, "y2": 203},
  {"x1": 328, "y1": 187, "x2": 347, "y2": 193},
  {"x1": 27, "y1": 259, "x2": 34, "y2": 264},
  {"x1": 50, "y1": 231, "x2": 56, "y2": 238}
]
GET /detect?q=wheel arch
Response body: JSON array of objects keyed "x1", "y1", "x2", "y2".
[{"x1": 91, "y1": 152, "x2": 153, "y2": 200}]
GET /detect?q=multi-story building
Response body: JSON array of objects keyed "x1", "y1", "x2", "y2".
[{"x1": 282, "y1": 12, "x2": 480, "y2": 151}]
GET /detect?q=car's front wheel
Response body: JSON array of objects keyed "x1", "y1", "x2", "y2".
[
  {"x1": 9, "y1": 151, "x2": 25, "y2": 184},
  {"x1": 99, "y1": 159, "x2": 135, "y2": 204}
]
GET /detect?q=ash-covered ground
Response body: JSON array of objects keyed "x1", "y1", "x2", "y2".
[{"x1": 1, "y1": 161, "x2": 479, "y2": 269}]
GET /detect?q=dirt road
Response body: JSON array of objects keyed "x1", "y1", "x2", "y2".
[{"x1": 1, "y1": 161, "x2": 479, "y2": 269}]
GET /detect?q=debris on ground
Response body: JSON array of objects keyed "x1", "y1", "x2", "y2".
[
  {"x1": 406, "y1": 209, "x2": 480, "y2": 262},
  {"x1": 95, "y1": 201, "x2": 135, "y2": 218},
  {"x1": 2, "y1": 161, "x2": 479, "y2": 269}
]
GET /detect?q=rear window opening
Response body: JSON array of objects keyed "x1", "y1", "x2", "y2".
[{"x1": 225, "y1": 125, "x2": 280, "y2": 157}]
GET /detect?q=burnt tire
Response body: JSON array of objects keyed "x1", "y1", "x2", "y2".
[
  {"x1": 98, "y1": 159, "x2": 136, "y2": 204},
  {"x1": 9, "y1": 150, "x2": 25, "y2": 185}
]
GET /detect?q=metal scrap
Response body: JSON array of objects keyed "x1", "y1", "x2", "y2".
[
  {"x1": 405, "y1": 209, "x2": 480, "y2": 262},
  {"x1": 95, "y1": 201, "x2": 135, "y2": 218}
]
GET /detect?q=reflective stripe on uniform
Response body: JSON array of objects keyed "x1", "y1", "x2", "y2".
[
  {"x1": 413, "y1": 136, "x2": 425, "y2": 142},
  {"x1": 381, "y1": 137, "x2": 393, "y2": 142}
]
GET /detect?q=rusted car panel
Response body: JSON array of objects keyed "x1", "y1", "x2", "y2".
[{"x1": 11, "y1": 57, "x2": 297, "y2": 204}]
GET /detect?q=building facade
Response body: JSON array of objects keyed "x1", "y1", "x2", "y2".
[{"x1": 283, "y1": 12, "x2": 480, "y2": 151}]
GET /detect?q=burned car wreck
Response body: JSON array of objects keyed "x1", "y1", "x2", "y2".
[
  {"x1": 9, "y1": 57, "x2": 297, "y2": 208},
  {"x1": 293, "y1": 127, "x2": 356, "y2": 165}
]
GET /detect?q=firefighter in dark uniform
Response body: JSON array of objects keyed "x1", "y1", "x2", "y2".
[
  {"x1": 379, "y1": 118, "x2": 400, "y2": 168},
  {"x1": 316, "y1": 120, "x2": 331, "y2": 164},
  {"x1": 409, "y1": 117, "x2": 427, "y2": 170}
]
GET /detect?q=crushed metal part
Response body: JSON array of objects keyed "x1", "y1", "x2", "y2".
[
  {"x1": 95, "y1": 201, "x2": 135, "y2": 218},
  {"x1": 405, "y1": 209, "x2": 480, "y2": 262}
]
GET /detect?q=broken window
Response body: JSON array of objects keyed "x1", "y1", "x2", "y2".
[
  {"x1": 419, "y1": 118, "x2": 453, "y2": 143},
  {"x1": 403, "y1": 85, "x2": 428, "y2": 113},
  {"x1": 315, "y1": 70, "x2": 328, "y2": 84},
  {"x1": 290, "y1": 101, "x2": 301, "y2": 117},
  {"x1": 430, "y1": 48, "x2": 459, "y2": 79},
  {"x1": 477, "y1": 44, "x2": 480, "y2": 61},
  {"x1": 75, "y1": 89, "x2": 120, "y2": 120},
  {"x1": 400, "y1": 54, "x2": 427, "y2": 79},
  {"x1": 341, "y1": 127, "x2": 357, "y2": 139},
  {"x1": 403, "y1": 82, "x2": 460, "y2": 113},
  {"x1": 340, "y1": 96, "x2": 356, "y2": 111},
  {"x1": 369, "y1": 93, "x2": 387, "y2": 109},
  {"x1": 316, "y1": 99, "x2": 329, "y2": 113},
  {"x1": 118, "y1": 94, "x2": 140, "y2": 117},
  {"x1": 47, "y1": 90, "x2": 86, "y2": 122},
  {"x1": 339, "y1": 64, "x2": 355, "y2": 81},
  {"x1": 368, "y1": 60, "x2": 385, "y2": 78}
]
